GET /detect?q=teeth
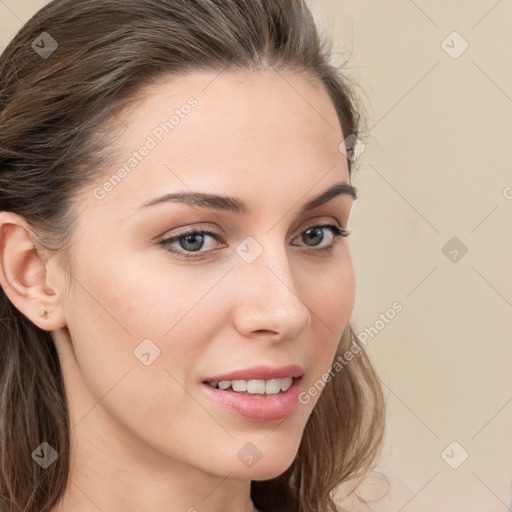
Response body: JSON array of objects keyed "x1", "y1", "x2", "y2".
[
  {"x1": 263, "y1": 379, "x2": 281, "y2": 394},
  {"x1": 207, "y1": 377, "x2": 294, "y2": 394},
  {"x1": 280, "y1": 378, "x2": 293, "y2": 392},
  {"x1": 232, "y1": 380, "x2": 247, "y2": 392}
]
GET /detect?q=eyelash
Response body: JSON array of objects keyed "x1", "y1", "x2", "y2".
[{"x1": 157, "y1": 223, "x2": 351, "y2": 260}]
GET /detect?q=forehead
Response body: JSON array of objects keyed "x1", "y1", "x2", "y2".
[
  {"x1": 119, "y1": 68, "x2": 344, "y2": 153},
  {"x1": 86, "y1": 69, "x2": 349, "y2": 217}
]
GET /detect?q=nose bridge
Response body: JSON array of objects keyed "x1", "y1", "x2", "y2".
[{"x1": 233, "y1": 234, "x2": 312, "y2": 336}]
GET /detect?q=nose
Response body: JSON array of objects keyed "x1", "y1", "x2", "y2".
[{"x1": 231, "y1": 243, "x2": 312, "y2": 342}]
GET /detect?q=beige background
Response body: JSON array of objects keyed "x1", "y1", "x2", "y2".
[
  {"x1": 307, "y1": 1, "x2": 512, "y2": 511},
  {"x1": 1, "y1": 1, "x2": 511, "y2": 510}
]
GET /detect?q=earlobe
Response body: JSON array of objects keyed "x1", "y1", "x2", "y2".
[{"x1": 0, "y1": 211, "x2": 67, "y2": 331}]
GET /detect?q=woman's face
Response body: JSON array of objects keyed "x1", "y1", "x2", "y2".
[{"x1": 52, "y1": 69, "x2": 356, "y2": 483}]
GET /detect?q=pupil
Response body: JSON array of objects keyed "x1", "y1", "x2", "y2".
[
  {"x1": 304, "y1": 227, "x2": 323, "y2": 246},
  {"x1": 181, "y1": 234, "x2": 204, "y2": 251}
]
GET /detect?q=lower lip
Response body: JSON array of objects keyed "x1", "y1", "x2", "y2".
[{"x1": 200, "y1": 377, "x2": 302, "y2": 422}]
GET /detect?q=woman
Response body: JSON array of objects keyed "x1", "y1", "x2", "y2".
[{"x1": 0, "y1": 1, "x2": 385, "y2": 511}]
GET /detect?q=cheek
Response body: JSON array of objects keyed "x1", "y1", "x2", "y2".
[
  {"x1": 300, "y1": 253, "x2": 355, "y2": 384},
  {"x1": 64, "y1": 252, "x2": 226, "y2": 376},
  {"x1": 61, "y1": 259, "x2": 227, "y2": 465},
  {"x1": 303, "y1": 250, "x2": 355, "y2": 335},
  {"x1": 62, "y1": 244, "x2": 233, "y2": 396}
]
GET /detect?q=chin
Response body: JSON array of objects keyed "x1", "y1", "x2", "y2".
[
  {"x1": 248, "y1": 462, "x2": 295, "y2": 481},
  {"x1": 224, "y1": 441, "x2": 300, "y2": 481}
]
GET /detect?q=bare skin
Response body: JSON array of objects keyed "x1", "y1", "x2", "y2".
[{"x1": 0, "y1": 69, "x2": 356, "y2": 512}]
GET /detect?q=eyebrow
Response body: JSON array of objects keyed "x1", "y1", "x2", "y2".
[{"x1": 138, "y1": 181, "x2": 357, "y2": 215}]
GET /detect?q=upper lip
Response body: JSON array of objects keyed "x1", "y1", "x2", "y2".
[{"x1": 202, "y1": 364, "x2": 304, "y2": 382}]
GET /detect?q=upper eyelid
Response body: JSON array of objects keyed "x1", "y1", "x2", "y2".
[
  {"x1": 160, "y1": 216, "x2": 346, "y2": 239},
  {"x1": 167, "y1": 215, "x2": 348, "y2": 236}
]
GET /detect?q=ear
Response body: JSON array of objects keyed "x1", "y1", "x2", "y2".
[{"x1": 0, "y1": 211, "x2": 67, "y2": 331}]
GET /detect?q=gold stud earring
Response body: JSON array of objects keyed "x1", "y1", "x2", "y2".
[{"x1": 40, "y1": 308, "x2": 48, "y2": 318}]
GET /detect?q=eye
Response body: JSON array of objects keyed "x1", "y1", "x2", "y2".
[
  {"x1": 158, "y1": 227, "x2": 224, "y2": 258},
  {"x1": 293, "y1": 223, "x2": 350, "y2": 251},
  {"x1": 157, "y1": 222, "x2": 350, "y2": 260}
]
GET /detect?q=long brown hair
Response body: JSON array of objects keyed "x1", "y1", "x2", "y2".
[{"x1": 0, "y1": 1, "x2": 385, "y2": 511}]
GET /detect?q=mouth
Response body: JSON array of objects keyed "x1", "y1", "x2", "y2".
[
  {"x1": 202, "y1": 376, "x2": 299, "y2": 395},
  {"x1": 200, "y1": 376, "x2": 304, "y2": 422},
  {"x1": 201, "y1": 364, "x2": 304, "y2": 385},
  {"x1": 199, "y1": 364, "x2": 305, "y2": 421}
]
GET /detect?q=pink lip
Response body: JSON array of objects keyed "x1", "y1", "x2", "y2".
[
  {"x1": 200, "y1": 376, "x2": 303, "y2": 422},
  {"x1": 202, "y1": 364, "x2": 304, "y2": 382}
]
